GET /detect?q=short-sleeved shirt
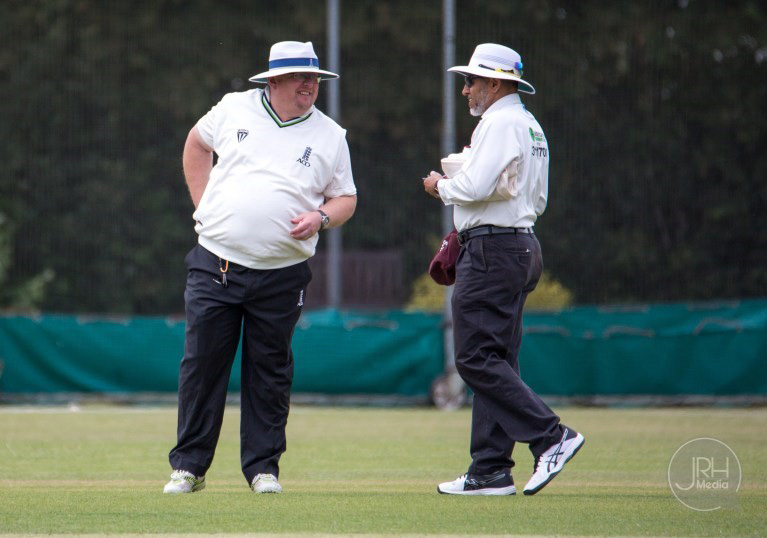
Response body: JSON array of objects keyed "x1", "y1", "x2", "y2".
[
  {"x1": 193, "y1": 88, "x2": 356, "y2": 269},
  {"x1": 437, "y1": 93, "x2": 549, "y2": 231}
]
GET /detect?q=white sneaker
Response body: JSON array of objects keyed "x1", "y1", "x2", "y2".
[
  {"x1": 523, "y1": 429, "x2": 584, "y2": 495},
  {"x1": 438, "y1": 471, "x2": 516, "y2": 495},
  {"x1": 251, "y1": 473, "x2": 282, "y2": 494},
  {"x1": 163, "y1": 470, "x2": 205, "y2": 494}
]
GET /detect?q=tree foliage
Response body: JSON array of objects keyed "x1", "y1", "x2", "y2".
[{"x1": 1, "y1": 0, "x2": 765, "y2": 313}]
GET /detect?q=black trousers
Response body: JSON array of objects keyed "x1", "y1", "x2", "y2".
[
  {"x1": 451, "y1": 232, "x2": 566, "y2": 476},
  {"x1": 168, "y1": 244, "x2": 311, "y2": 483}
]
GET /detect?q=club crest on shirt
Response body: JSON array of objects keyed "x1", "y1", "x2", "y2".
[
  {"x1": 237, "y1": 129, "x2": 249, "y2": 142},
  {"x1": 529, "y1": 128, "x2": 545, "y2": 143},
  {"x1": 297, "y1": 146, "x2": 313, "y2": 167}
]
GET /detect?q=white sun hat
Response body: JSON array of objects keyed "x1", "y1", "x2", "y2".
[
  {"x1": 448, "y1": 43, "x2": 535, "y2": 94},
  {"x1": 249, "y1": 41, "x2": 339, "y2": 83},
  {"x1": 440, "y1": 153, "x2": 466, "y2": 178}
]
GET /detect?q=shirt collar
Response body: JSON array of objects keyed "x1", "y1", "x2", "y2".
[
  {"x1": 261, "y1": 87, "x2": 314, "y2": 128},
  {"x1": 482, "y1": 92, "x2": 522, "y2": 117}
]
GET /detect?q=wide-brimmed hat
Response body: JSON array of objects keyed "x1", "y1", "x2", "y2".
[
  {"x1": 448, "y1": 43, "x2": 535, "y2": 94},
  {"x1": 249, "y1": 41, "x2": 339, "y2": 83}
]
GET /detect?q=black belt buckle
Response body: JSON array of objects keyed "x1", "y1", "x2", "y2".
[{"x1": 457, "y1": 225, "x2": 492, "y2": 246}]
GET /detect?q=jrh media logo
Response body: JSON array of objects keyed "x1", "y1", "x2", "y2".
[{"x1": 667, "y1": 437, "x2": 741, "y2": 511}]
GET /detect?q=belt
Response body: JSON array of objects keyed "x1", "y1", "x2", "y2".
[{"x1": 456, "y1": 225, "x2": 534, "y2": 246}]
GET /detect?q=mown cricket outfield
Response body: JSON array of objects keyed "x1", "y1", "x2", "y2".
[{"x1": 1, "y1": 405, "x2": 765, "y2": 536}]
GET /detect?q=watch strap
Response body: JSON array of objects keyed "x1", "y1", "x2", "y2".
[{"x1": 316, "y1": 209, "x2": 330, "y2": 230}]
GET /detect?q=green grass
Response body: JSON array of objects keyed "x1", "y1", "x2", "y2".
[{"x1": 1, "y1": 405, "x2": 765, "y2": 536}]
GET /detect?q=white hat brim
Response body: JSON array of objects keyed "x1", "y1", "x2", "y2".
[
  {"x1": 448, "y1": 65, "x2": 535, "y2": 94},
  {"x1": 249, "y1": 66, "x2": 339, "y2": 83}
]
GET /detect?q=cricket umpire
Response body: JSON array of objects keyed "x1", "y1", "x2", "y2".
[
  {"x1": 423, "y1": 43, "x2": 584, "y2": 496},
  {"x1": 164, "y1": 41, "x2": 357, "y2": 494}
]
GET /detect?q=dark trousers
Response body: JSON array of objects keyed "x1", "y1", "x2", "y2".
[
  {"x1": 451, "y1": 232, "x2": 565, "y2": 476},
  {"x1": 168, "y1": 244, "x2": 311, "y2": 483}
]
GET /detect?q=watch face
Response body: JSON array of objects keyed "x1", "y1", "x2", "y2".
[{"x1": 318, "y1": 210, "x2": 329, "y2": 229}]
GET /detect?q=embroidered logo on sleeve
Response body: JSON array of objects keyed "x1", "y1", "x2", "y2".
[
  {"x1": 529, "y1": 128, "x2": 545, "y2": 143},
  {"x1": 237, "y1": 129, "x2": 249, "y2": 142},
  {"x1": 529, "y1": 128, "x2": 548, "y2": 157},
  {"x1": 297, "y1": 146, "x2": 313, "y2": 167}
]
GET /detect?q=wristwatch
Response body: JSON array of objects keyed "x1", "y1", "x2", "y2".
[{"x1": 316, "y1": 209, "x2": 330, "y2": 230}]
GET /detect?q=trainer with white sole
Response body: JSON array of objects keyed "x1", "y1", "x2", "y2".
[
  {"x1": 163, "y1": 470, "x2": 206, "y2": 494},
  {"x1": 251, "y1": 473, "x2": 283, "y2": 494},
  {"x1": 164, "y1": 40, "x2": 357, "y2": 494},
  {"x1": 523, "y1": 429, "x2": 585, "y2": 495},
  {"x1": 438, "y1": 470, "x2": 516, "y2": 496},
  {"x1": 423, "y1": 43, "x2": 584, "y2": 497}
]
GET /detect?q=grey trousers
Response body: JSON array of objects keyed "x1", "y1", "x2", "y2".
[
  {"x1": 168, "y1": 244, "x2": 311, "y2": 483},
  {"x1": 451, "y1": 232, "x2": 566, "y2": 476}
]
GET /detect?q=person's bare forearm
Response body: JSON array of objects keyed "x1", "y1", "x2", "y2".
[
  {"x1": 182, "y1": 127, "x2": 214, "y2": 209},
  {"x1": 289, "y1": 195, "x2": 357, "y2": 240},
  {"x1": 321, "y1": 195, "x2": 357, "y2": 228}
]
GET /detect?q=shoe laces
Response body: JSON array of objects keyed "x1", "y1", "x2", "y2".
[{"x1": 171, "y1": 470, "x2": 197, "y2": 482}]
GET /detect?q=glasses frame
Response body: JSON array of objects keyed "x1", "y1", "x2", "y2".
[
  {"x1": 288, "y1": 72, "x2": 321, "y2": 84},
  {"x1": 464, "y1": 74, "x2": 482, "y2": 88}
]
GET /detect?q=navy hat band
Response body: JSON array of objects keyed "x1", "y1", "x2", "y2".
[{"x1": 268, "y1": 57, "x2": 319, "y2": 69}]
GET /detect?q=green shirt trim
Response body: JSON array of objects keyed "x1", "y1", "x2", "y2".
[{"x1": 261, "y1": 93, "x2": 313, "y2": 128}]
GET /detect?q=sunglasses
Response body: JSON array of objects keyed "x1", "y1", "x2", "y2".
[
  {"x1": 464, "y1": 74, "x2": 482, "y2": 88},
  {"x1": 289, "y1": 72, "x2": 321, "y2": 83}
]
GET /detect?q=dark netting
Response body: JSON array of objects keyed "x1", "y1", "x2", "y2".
[{"x1": 1, "y1": 0, "x2": 765, "y2": 315}]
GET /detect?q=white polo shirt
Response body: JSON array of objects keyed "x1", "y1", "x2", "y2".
[
  {"x1": 193, "y1": 88, "x2": 356, "y2": 269},
  {"x1": 437, "y1": 93, "x2": 549, "y2": 231}
]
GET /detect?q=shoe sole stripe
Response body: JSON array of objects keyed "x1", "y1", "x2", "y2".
[
  {"x1": 437, "y1": 485, "x2": 517, "y2": 496},
  {"x1": 523, "y1": 435, "x2": 585, "y2": 496},
  {"x1": 163, "y1": 483, "x2": 205, "y2": 494}
]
